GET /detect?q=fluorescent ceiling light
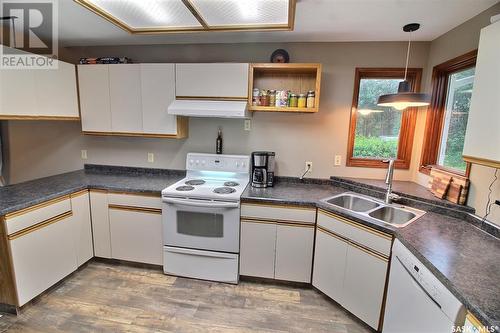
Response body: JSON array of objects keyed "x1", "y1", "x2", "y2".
[{"x1": 74, "y1": 0, "x2": 295, "y2": 34}]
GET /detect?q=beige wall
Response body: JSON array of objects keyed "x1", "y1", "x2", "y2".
[
  {"x1": 411, "y1": 3, "x2": 500, "y2": 225},
  {"x1": 5, "y1": 41, "x2": 430, "y2": 184}
]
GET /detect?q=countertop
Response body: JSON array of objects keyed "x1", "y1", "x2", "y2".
[{"x1": 0, "y1": 167, "x2": 498, "y2": 329}]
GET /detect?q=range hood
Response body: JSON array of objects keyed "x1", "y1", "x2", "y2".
[{"x1": 167, "y1": 99, "x2": 249, "y2": 118}]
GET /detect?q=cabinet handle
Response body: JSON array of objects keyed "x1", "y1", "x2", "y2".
[
  {"x1": 348, "y1": 240, "x2": 389, "y2": 262},
  {"x1": 8, "y1": 211, "x2": 73, "y2": 240},
  {"x1": 108, "y1": 204, "x2": 161, "y2": 214}
]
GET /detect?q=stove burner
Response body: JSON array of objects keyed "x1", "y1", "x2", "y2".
[
  {"x1": 185, "y1": 179, "x2": 205, "y2": 186},
  {"x1": 214, "y1": 187, "x2": 236, "y2": 195},
  {"x1": 224, "y1": 181, "x2": 239, "y2": 187},
  {"x1": 176, "y1": 185, "x2": 195, "y2": 191}
]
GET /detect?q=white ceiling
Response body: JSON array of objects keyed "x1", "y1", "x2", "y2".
[{"x1": 57, "y1": 0, "x2": 499, "y2": 46}]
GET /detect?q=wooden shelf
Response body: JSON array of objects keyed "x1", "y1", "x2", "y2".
[{"x1": 248, "y1": 63, "x2": 322, "y2": 113}]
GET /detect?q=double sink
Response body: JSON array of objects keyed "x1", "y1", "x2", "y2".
[{"x1": 321, "y1": 192, "x2": 425, "y2": 228}]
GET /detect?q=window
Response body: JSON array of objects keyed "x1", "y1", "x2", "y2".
[
  {"x1": 420, "y1": 51, "x2": 476, "y2": 177},
  {"x1": 347, "y1": 68, "x2": 422, "y2": 169}
]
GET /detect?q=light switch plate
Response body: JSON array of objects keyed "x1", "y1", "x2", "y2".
[
  {"x1": 148, "y1": 153, "x2": 154, "y2": 163},
  {"x1": 81, "y1": 150, "x2": 87, "y2": 160},
  {"x1": 334, "y1": 155, "x2": 341, "y2": 166},
  {"x1": 244, "y1": 119, "x2": 251, "y2": 131}
]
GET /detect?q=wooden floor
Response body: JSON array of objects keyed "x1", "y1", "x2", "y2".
[{"x1": 0, "y1": 260, "x2": 372, "y2": 333}]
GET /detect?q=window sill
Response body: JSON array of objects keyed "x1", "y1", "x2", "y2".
[
  {"x1": 347, "y1": 158, "x2": 410, "y2": 170},
  {"x1": 420, "y1": 164, "x2": 469, "y2": 178}
]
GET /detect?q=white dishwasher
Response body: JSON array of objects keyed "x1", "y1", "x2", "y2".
[{"x1": 383, "y1": 240, "x2": 466, "y2": 333}]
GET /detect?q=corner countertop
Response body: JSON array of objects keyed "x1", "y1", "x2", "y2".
[{"x1": 0, "y1": 167, "x2": 498, "y2": 329}]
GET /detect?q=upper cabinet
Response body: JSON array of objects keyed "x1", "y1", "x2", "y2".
[
  {"x1": 175, "y1": 63, "x2": 249, "y2": 99},
  {"x1": 463, "y1": 20, "x2": 500, "y2": 168},
  {"x1": 77, "y1": 64, "x2": 187, "y2": 139},
  {"x1": 0, "y1": 47, "x2": 79, "y2": 120}
]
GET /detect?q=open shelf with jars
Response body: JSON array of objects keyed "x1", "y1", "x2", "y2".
[{"x1": 248, "y1": 63, "x2": 322, "y2": 113}]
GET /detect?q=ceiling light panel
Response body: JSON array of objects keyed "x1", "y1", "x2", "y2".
[
  {"x1": 190, "y1": 0, "x2": 290, "y2": 27},
  {"x1": 79, "y1": 0, "x2": 202, "y2": 30}
]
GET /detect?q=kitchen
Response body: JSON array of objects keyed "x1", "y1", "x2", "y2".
[{"x1": 0, "y1": 1, "x2": 499, "y2": 332}]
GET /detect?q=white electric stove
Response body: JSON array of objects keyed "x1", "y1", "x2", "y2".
[{"x1": 161, "y1": 153, "x2": 250, "y2": 284}]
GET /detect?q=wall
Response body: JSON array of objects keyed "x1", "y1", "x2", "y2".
[
  {"x1": 4, "y1": 41, "x2": 430, "y2": 184},
  {"x1": 411, "y1": 2, "x2": 500, "y2": 225}
]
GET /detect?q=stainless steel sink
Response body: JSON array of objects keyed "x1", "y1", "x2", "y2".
[
  {"x1": 321, "y1": 192, "x2": 425, "y2": 228},
  {"x1": 325, "y1": 193, "x2": 380, "y2": 212}
]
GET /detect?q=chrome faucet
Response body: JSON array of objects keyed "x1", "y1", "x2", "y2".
[{"x1": 383, "y1": 159, "x2": 400, "y2": 204}]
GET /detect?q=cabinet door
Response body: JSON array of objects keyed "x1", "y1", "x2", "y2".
[
  {"x1": 275, "y1": 224, "x2": 314, "y2": 282},
  {"x1": 312, "y1": 228, "x2": 348, "y2": 303},
  {"x1": 109, "y1": 64, "x2": 143, "y2": 133},
  {"x1": 342, "y1": 243, "x2": 388, "y2": 330},
  {"x1": 176, "y1": 63, "x2": 249, "y2": 98},
  {"x1": 35, "y1": 60, "x2": 79, "y2": 118},
  {"x1": 71, "y1": 191, "x2": 94, "y2": 266},
  {"x1": 0, "y1": 68, "x2": 37, "y2": 116},
  {"x1": 89, "y1": 191, "x2": 111, "y2": 258},
  {"x1": 9, "y1": 213, "x2": 77, "y2": 306},
  {"x1": 240, "y1": 221, "x2": 276, "y2": 279},
  {"x1": 109, "y1": 207, "x2": 162, "y2": 265},
  {"x1": 77, "y1": 65, "x2": 112, "y2": 132},
  {"x1": 141, "y1": 64, "x2": 178, "y2": 135}
]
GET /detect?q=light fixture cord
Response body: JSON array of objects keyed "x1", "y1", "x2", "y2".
[{"x1": 404, "y1": 30, "x2": 412, "y2": 80}]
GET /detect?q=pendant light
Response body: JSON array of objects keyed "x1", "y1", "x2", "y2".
[{"x1": 377, "y1": 23, "x2": 430, "y2": 110}]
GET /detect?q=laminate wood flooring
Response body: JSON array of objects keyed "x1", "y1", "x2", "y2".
[{"x1": 0, "y1": 261, "x2": 373, "y2": 333}]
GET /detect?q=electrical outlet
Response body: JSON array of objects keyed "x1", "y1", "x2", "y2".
[
  {"x1": 244, "y1": 119, "x2": 251, "y2": 131},
  {"x1": 147, "y1": 153, "x2": 154, "y2": 163},
  {"x1": 334, "y1": 155, "x2": 342, "y2": 166},
  {"x1": 81, "y1": 150, "x2": 87, "y2": 160},
  {"x1": 305, "y1": 161, "x2": 313, "y2": 173}
]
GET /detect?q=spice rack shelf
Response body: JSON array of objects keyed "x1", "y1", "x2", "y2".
[{"x1": 248, "y1": 63, "x2": 322, "y2": 113}]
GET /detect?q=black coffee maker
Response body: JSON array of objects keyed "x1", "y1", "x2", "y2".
[{"x1": 251, "y1": 152, "x2": 275, "y2": 188}]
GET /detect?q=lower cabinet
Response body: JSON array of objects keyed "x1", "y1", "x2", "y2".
[
  {"x1": 89, "y1": 190, "x2": 112, "y2": 258},
  {"x1": 240, "y1": 203, "x2": 316, "y2": 283},
  {"x1": 313, "y1": 210, "x2": 392, "y2": 330},
  {"x1": 9, "y1": 210, "x2": 77, "y2": 306},
  {"x1": 70, "y1": 191, "x2": 94, "y2": 266},
  {"x1": 109, "y1": 207, "x2": 162, "y2": 265}
]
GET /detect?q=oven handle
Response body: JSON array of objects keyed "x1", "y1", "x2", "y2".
[{"x1": 162, "y1": 197, "x2": 239, "y2": 209}]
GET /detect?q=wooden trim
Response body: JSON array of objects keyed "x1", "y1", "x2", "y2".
[
  {"x1": 108, "y1": 204, "x2": 162, "y2": 215},
  {"x1": 0, "y1": 216, "x2": 18, "y2": 305},
  {"x1": 420, "y1": 50, "x2": 477, "y2": 177},
  {"x1": 318, "y1": 209, "x2": 392, "y2": 240},
  {"x1": 317, "y1": 225, "x2": 348, "y2": 242},
  {"x1": 346, "y1": 68, "x2": 422, "y2": 169},
  {"x1": 89, "y1": 188, "x2": 108, "y2": 194},
  {"x1": 241, "y1": 217, "x2": 314, "y2": 227},
  {"x1": 241, "y1": 201, "x2": 316, "y2": 211},
  {"x1": 74, "y1": 0, "x2": 295, "y2": 34},
  {"x1": 465, "y1": 312, "x2": 485, "y2": 332},
  {"x1": 7, "y1": 211, "x2": 73, "y2": 241},
  {"x1": 4, "y1": 195, "x2": 70, "y2": 219},
  {"x1": 176, "y1": 96, "x2": 248, "y2": 101},
  {"x1": 70, "y1": 189, "x2": 89, "y2": 198},
  {"x1": 463, "y1": 155, "x2": 500, "y2": 169},
  {"x1": 0, "y1": 115, "x2": 80, "y2": 121},
  {"x1": 82, "y1": 131, "x2": 184, "y2": 139},
  {"x1": 276, "y1": 222, "x2": 315, "y2": 228},
  {"x1": 107, "y1": 191, "x2": 160, "y2": 198},
  {"x1": 240, "y1": 219, "x2": 276, "y2": 225},
  {"x1": 349, "y1": 240, "x2": 389, "y2": 262}
]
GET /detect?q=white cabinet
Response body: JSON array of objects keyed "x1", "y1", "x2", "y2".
[
  {"x1": 109, "y1": 207, "x2": 162, "y2": 265},
  {"x1": 312, "y1": 210, "x2": 391, "y2": 330},
  {"x1": 463, "y1": 20, "x2": 500, "y2": 167},
  {"x1": 240, "y1": 204, "x2": 316, "y2": 282},
  {"x1": 312, "y1": 227, "x2": 348, "y2": 303},
  {"x1": 141, "y1": 64, "x2": 178, "y2": 135},
  {"x1": 176, "y1": 63, "x2": 249, "y2": 98},
  {"x1": 8, "y1": 210, "x2": 77, "y2": 306},
  {"x1": 342, "y1": 243, "x2": 388, "y2": 329},
  {"x1": 275, "y1": 224, "x2": 314, "y2": 283},
  {"x1": 240, "y1": 221, "x2": 276, "y2": 279},
  {"x1": 78, "y1": 65, "x2": 112, "y2": 132},
  {"x1": 109, "y1": 64, "x2": 143, "y2": 133},
  {"x1": 78, "y1": 64, "x2": 185, "y2": 137},
  {"x1": 0, "y1": 68, "x2": 37, "y2": 117},
  {"x1": 89, "y1": 191, "x2": 111, "y2": 258},
  {"x1": 70, "y1": 191, "x2": 94, "y2": 266}
]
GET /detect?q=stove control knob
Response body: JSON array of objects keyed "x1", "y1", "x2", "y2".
[
  {"x1": 189, "y1": 159, "x2": 194, "y2": 165},
  {"x1": 201, "y1": 160, "x2": 206, "y2": 166},
  {"x1": 235, "y1": 162, "x2": 240, "y2": 167},
  {"x1": 196, "y1": 160, "x2": 200, "y2": 165}
]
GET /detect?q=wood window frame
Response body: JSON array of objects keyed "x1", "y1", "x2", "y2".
[
  {"x1": 347, "y1": 68, "x2": 422, "y2": 169},
  {"x1": 419, "y1": 50, "x2": 477, "y2": 178}
]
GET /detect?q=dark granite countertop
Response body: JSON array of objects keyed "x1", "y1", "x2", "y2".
[{"x1": 0, "y1": 167, "x2": 498, "y2": 328}]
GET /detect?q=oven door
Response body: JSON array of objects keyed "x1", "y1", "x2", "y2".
[{"x1": 162, "y1": 197, "x2": 240, "y2": 253}]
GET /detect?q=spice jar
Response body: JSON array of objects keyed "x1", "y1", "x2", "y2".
[
  {"x1": 268, "y1": 90, "x2": 276, "y2": 107},
  {"x1": 306, "y1": 90, "x2": 315, "y2": 108},
  {"x1": 289, "y1": 93, "x2": 298, "y2": 107},
  {"x1": 252, "y1": 88, "x2": 260, "y2": 106},
  {"x1": 298, "y1": 94, "x2": 307, "y2": 108},
  {"x1": 261, "y1": 90, "x2": 270, "y2": 107}
]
